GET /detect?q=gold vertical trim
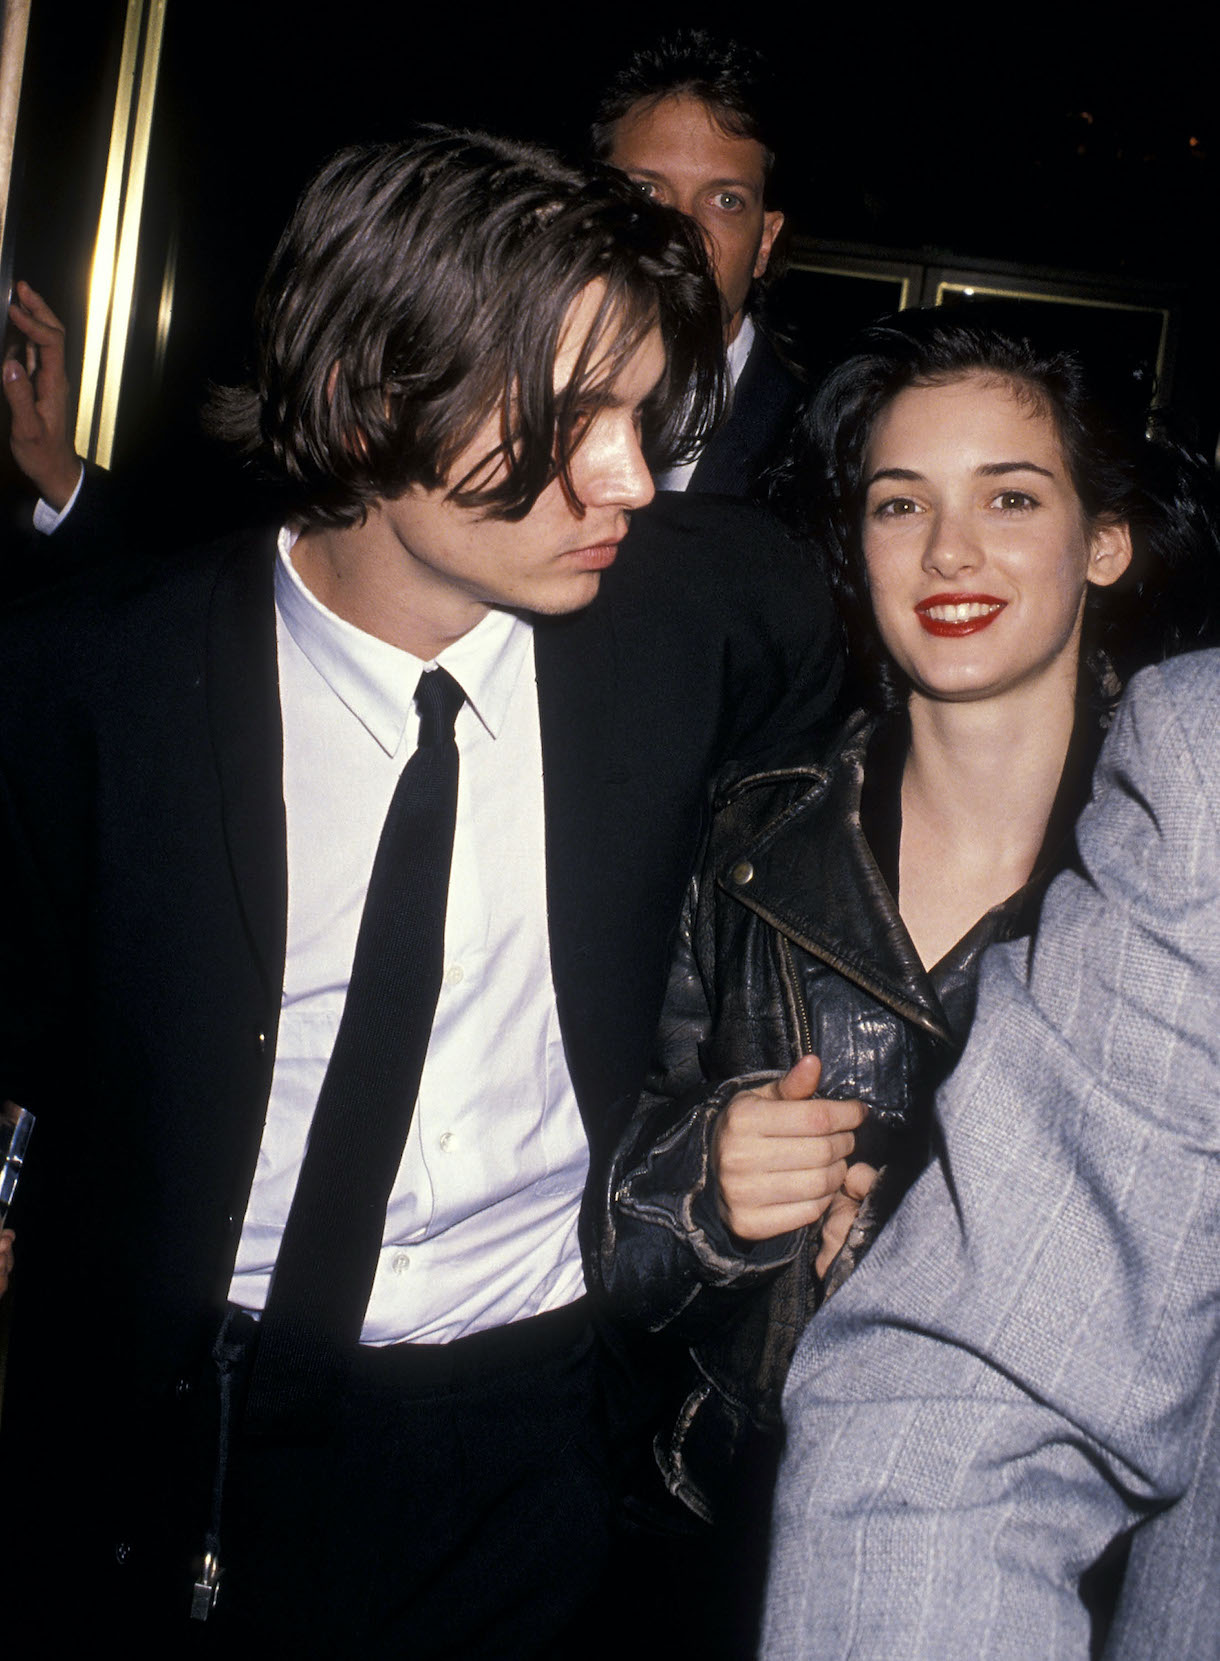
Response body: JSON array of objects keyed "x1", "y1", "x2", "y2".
[
  {"x1": 0, "y1": 0, "x2": 33, "y2": 257},
  {"x1": 75, "y1": 0, "x2": 145, "y2": 458},
  {"x1": 152, "y1": 216, "x2": 176, "y2": 386},
  {"x1": 95, "y1": 0, "x2": 167, "y2": 468}
]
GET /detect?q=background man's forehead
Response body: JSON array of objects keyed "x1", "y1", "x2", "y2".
[{"x1": 613, "y1": 91, "x2": 770, "y2": 174}]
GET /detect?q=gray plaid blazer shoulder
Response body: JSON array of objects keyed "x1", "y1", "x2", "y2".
[{"x1": 763, "y1": 651, "x2": 1220, "y2": 1660}]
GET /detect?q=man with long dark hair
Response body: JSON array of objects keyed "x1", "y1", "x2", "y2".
[{"x1": 0, "y1": 129, "x2": 838, "y2": 1653}]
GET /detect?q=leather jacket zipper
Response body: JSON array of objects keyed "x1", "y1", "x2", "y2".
[{"x1": 777, "y1": 934, "x2": 815, "y2": 1056}]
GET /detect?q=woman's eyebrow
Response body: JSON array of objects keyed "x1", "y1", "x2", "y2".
[
  {"x1": 975, "y1": 460, "x2": 1056, "y2": 478},
  {"x1": 865, "y1": 460, "x2": 1058, "y2": 488}
]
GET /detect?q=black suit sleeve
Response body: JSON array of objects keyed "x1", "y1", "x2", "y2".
[{"x1": 1, "y1": 465, "x2": 136, "y2": 603}]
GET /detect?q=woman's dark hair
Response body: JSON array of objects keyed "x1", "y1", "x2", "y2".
[
  {"x1": 770, "y1": 306, "x2": 1220, "y2": 712},
  {"x1": 207, "y1": 127, "x2": 725, "y2": 530}
]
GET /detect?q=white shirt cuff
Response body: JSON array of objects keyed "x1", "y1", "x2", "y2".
[{"x1": 33, "y1": 463, "x2": 86, "y2": 535}]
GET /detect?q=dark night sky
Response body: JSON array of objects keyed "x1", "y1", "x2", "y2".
[
  {"x1": 7, "y1": 0, "x2": 1219, "y2": 496},
  {"x1": 154, "y1": 2, "x2": 1217, "y2": 279}
]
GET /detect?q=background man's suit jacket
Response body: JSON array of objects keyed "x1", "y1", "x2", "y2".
[
  {"x1": 762, "y1": 650, "x2": 1220, "y2": 1660},
  {"x1": 687, "y1": 330, "x2": 803, "y2": 500},
  {"x1": 0, "y1": 491, "x2": 838, "y2": 1617}
]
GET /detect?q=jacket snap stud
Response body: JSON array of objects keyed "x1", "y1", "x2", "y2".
[{"x1": 730, "y1": 861, "x2": 754, "y2": 885}]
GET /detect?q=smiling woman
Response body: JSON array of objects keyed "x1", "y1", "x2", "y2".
[
  {"x1": 860, "y1": 374, "x2": 1131, "y2": 709},
  {"x1": 855, "y1": 369, "x2": 1138, "y2": 960},
  {"x1": 597, "y1": 306, "x2": 1220, "y2": 1653},
  {"x1": 861, "y1": 375, "x2": 1131, "y2": 701}
]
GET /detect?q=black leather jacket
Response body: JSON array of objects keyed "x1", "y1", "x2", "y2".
[{"x1": 597, "y1": 709, "x2": 1082, "y2": 1521}]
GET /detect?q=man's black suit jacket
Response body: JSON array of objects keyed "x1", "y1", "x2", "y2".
[
  {"x1": 687, "y1": 329, "x2": 803, "y2": 499},
  {"x1": 0, "y1": 492, "x2": 837, "y2": 1609}
]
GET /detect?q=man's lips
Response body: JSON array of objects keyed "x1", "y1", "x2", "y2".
[
  {"x1": 563, "y1": 539, "x2": 622, "y2": 571},
  {"x1": 915, "y1": 593, "x2": 1007, "y2": 637}
]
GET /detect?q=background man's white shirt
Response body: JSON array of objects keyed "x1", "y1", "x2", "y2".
[{"x1": 656, "y1": 315, "x2": 756, "y2": 492}]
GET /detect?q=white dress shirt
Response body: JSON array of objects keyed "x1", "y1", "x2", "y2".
[
  {"x1": 656, "y1": 314, "x2": 756, "y2": 493},
  {"x1": 229, "y1": 532, "x2": 589, "y2": 1344}
]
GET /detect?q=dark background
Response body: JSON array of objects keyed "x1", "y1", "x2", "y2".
[{"x1": 4, "y1": 0, "x2": 1218, "y2": 522}]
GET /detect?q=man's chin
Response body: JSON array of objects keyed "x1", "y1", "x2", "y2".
[{"x1": 507, "y1": 572, "x2": 607, "y2": 621}]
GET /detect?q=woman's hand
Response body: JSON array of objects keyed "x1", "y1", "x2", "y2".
[
  {"x1": 712, "y1": 1054, "x2": 865, "y2": 1242},
  {"x1": 0, "y1": 1228, "x2": 14, "y2": 1298},
  {"x1": 815, "y1": 1163, "x2": 879, "y2": 1279}
]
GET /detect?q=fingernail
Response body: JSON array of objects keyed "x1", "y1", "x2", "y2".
[{"x1": 2, "y1": 360, "x2": 20, "y2": 382}]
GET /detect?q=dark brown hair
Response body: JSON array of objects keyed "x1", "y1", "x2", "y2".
[{"x1": 208, "y1": 127, "x2": 724, "y2": 529}]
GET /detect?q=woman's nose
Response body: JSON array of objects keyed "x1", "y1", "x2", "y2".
[{"x1": 921, "y1": 509, "x2": 982, "y2": 578}]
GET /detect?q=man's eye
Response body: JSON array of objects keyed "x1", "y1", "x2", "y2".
[
  {"x1": 713, "y1": 192, "x2": 744, "y2": 211},
  {"x1": 631, "y1": 179, "x2": 658, "y2": 200},
  {"x1": 567, "y1": 406, "x2": 596, "y2": 441}
]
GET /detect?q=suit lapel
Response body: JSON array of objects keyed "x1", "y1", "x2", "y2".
[
  {"x1": 533, "y1": 600, "x2": 620, "y2": 1121},
  {"x1": 205, "y1": 533, "x2": 288, "y2": 1007},
  {"x1": 690, "y1": 331, "x2": 800, "y2": 497}
]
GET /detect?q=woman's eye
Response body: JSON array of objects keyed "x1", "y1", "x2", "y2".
[
  {"x1": 873, "y1": 496, "x2": 921, "y2": 519},
  {"x1": 994, "y1": 489, "x2": 1037, "y2": 511}
]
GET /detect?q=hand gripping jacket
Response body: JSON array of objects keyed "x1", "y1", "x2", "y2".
[{"x1": 597, "y1": 709, "x2": 1081, "y2": 1521}]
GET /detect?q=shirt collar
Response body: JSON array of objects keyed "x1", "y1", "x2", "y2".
[
  {"x1": 726, "y1": 314, "x2": 756, "y2": 391},
  {"x1": 274, "y1": 527, "x2": 532, "y2": 756}
]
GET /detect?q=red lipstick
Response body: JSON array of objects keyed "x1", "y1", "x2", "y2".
[{"x1": 915, "y1": 592, "x2": 1007, "y2": 637}]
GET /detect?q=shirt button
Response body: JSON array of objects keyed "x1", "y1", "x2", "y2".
[
  {"x1": 390, "y1": 1251, "x2": 411, "y2": 1275},
  {"x1": 444, "y1": 964, "x2": 464, "y2": 986},
  {"x1": 439, "y1": 1132, "x2": 455, "y2": 1152}
]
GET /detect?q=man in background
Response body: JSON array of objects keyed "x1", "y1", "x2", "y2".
[{"x1": 593, "y1": 30, "x2": 802, "y2": 497}]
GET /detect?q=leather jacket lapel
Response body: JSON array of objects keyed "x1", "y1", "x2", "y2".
[{"x1": 715, "y1": 717, "x2": 954, "y2": 1042}]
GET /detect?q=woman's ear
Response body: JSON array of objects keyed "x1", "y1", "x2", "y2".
[{"x1": 1087, "y1": 519, "x2": 1133, "y2": 589}]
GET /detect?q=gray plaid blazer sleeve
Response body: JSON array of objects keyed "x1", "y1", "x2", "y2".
[{"x1": 762, "y1": 652, "x2": 1220, "y2": 1661}]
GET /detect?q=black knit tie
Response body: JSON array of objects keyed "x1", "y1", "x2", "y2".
[{"x1": 245, "y1": 666, "x2": 465, "y2": 1437}]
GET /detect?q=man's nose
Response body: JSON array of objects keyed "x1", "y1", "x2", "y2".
[{"x1": 579, "y1": 419, "x2": 656, "y2": 512}]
